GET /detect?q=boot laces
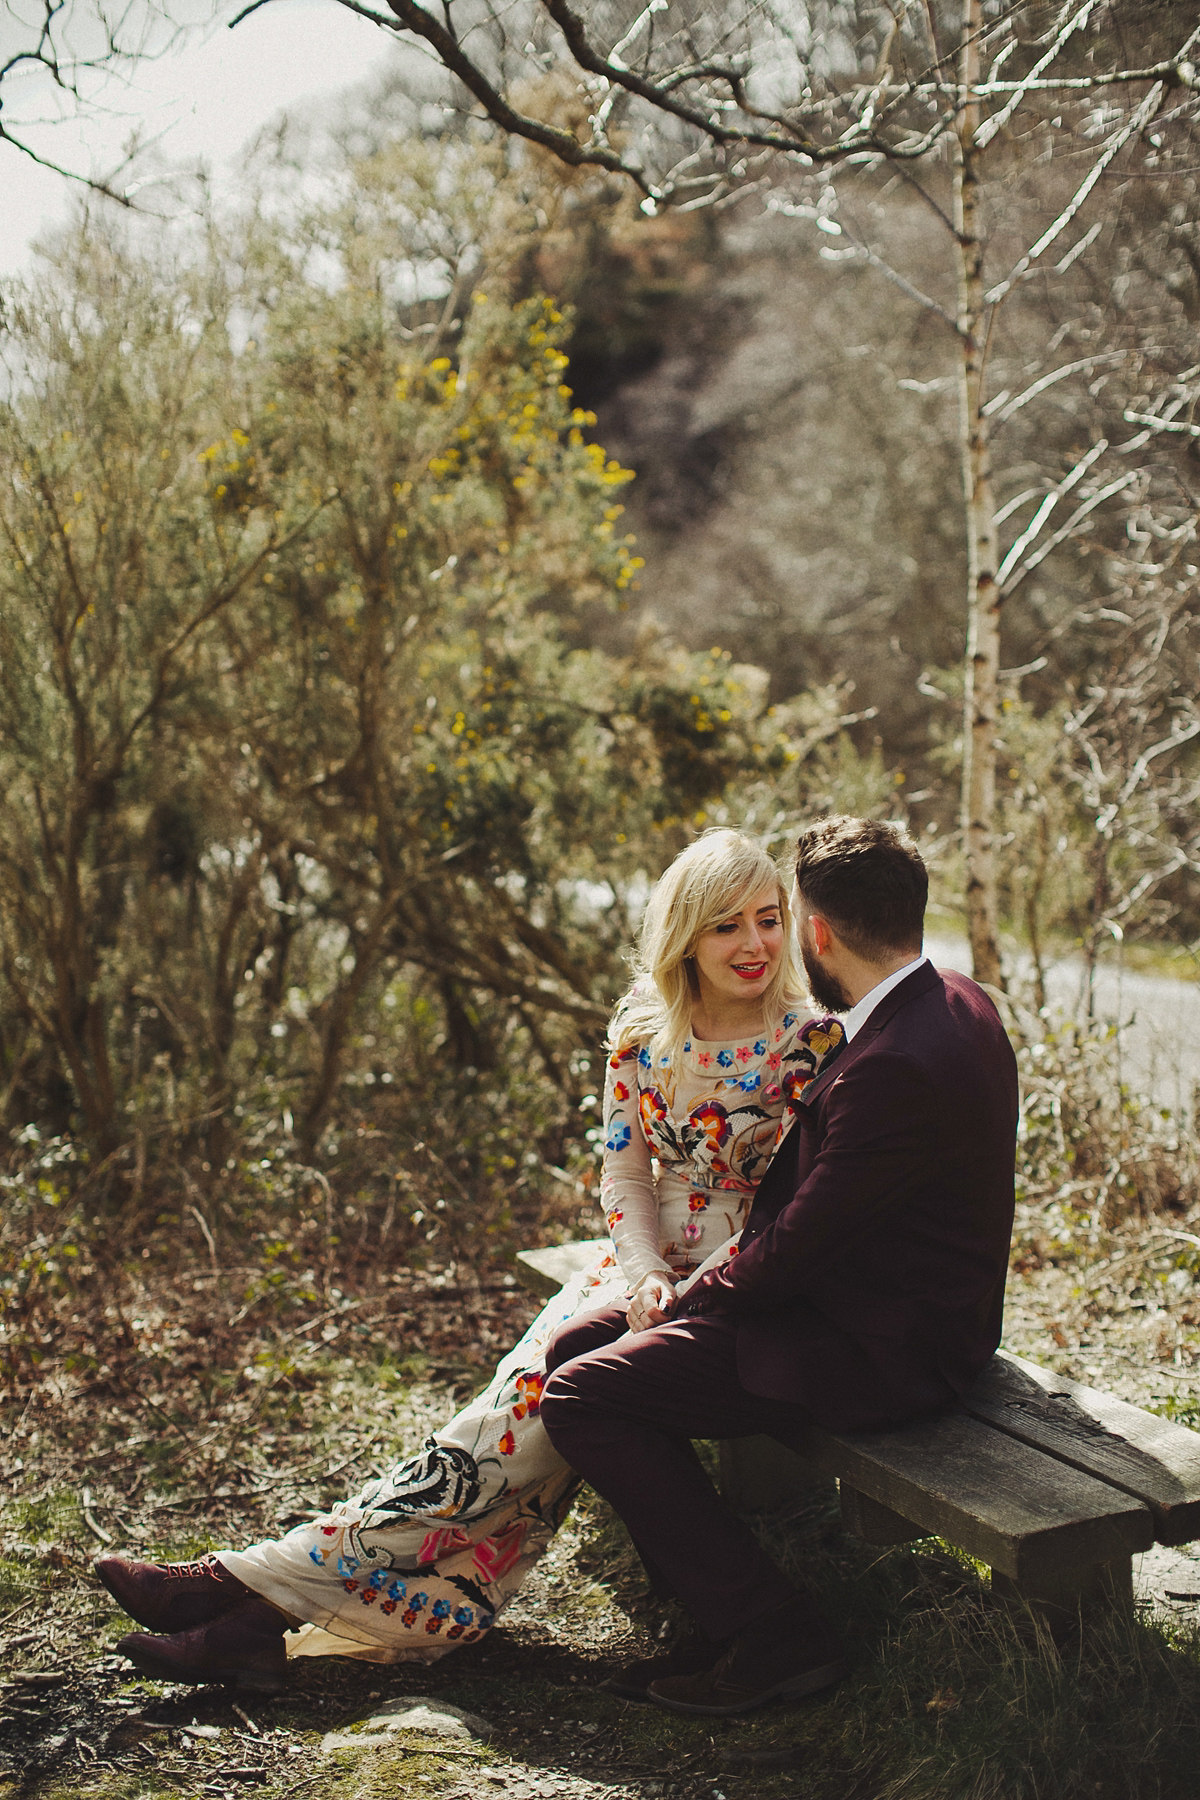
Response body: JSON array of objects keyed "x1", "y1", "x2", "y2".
[{"x1": 159, "y1": 1557, "x2": 222, "y2": 1582}]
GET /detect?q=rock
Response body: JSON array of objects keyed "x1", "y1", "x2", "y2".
[{"x1": 321, "y1": 1694, "x2": 494, "y2": 1755}]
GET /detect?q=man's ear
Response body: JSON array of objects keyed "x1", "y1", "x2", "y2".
[{"x1": 810, "y1": 915, "x2": 834, "y2": 956}]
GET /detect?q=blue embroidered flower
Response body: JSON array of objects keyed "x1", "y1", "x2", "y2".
[
  {"x1": 605, "y1": 1121, "x2": 632, "y2": 1153},
  {"x1": 783, "y1": 1013, "x2": 796, "y2": 1028},
  {"x1": 753, "y1": 1039, "x2": 766, "y2": 1055},
  {"x1": 716, "y1": 1049, "x2": 734, "y2": 1068},
  {"x1": 638, "y1": 1047, "x2": 652, "y2": 1068},
  {"x1": 308, "y1": 1547, "x2": 326, "y2": 1567},
  {"x1": 736, "y1": 1072, "x2": 761, "y2": 1093}
]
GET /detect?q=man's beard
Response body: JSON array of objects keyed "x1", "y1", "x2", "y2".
[{"x1": 800, "y1": 939, "x2": 854, "y2": 1014}]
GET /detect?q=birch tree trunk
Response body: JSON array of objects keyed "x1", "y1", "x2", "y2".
[{"x1": 954, "y1": 0, "x2": 1004, "y2": 989}]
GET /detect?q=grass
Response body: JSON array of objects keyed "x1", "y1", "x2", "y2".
[
  {"x1": 4, "y1": 1468, "x2": 1200, "y2": 1797},
  {"x1": 7, "y1": 1209, "x2": 1200, "y2": 1797}
]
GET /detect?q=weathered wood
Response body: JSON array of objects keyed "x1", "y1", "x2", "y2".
[
  {"x1": 963, "y1": 1351, "x2": 1200, "y2": 1547},
  {"x1": 515, "y1": 1243, "x2": 1198, "y2": 1620},
  {"x1": 719, "y1": 1438, "x2": 834, "y2": 1516},
  {"x1": 839, "y1": 1484, "x2": 923, "y2": 1544},
  {"x1": 992, "y1": 1555, "x2": 1134, "y2": 1625},
  {"x1": 514, "y1": 1239, "x2": 608, "y2": 1300},
  {"x1": 802, "y1": 1409, "x2": 1154, "y2": 1582}
]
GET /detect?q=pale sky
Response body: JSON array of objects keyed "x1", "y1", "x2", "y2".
[{"x1": 1, "y1": 0, "x2": 398, "y2": 275}]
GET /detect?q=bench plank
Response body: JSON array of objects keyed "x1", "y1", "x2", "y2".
[
  {"x1": 801, "y1": 1409, "x2": 1154, "y2": 1582},
  {"x1": 962, "y1": 1351, "x2": 1200, "y2": 1546},
  {"x1": 515, "y1": 1240, "x2": 609, "y2": 1301}
]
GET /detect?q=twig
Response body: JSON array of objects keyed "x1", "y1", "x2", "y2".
[
  {"x1": 976, "y1": 0, "x2": 1103, "y2": 149},
  {"x1": 0, "y1": 1597, "x2": 39, "y2": 1632},
  {"x1": 322, "y1": 1426, "x2": 385, "y2": 1482},
  {"x1": 188, "y1": 1203, "x2": 221, "y2": 1281},
  {"x1": 278, "y1": 1297, "x2": 385, "y2": 1342},
  {"x1": 81, "y1": 1486, "x2": 113, "y2": 1545},
  {"x1": 995, "y1": 440, "x2": 1108, "y2": 585},
  {"x1": 985, "y1": 82, "x2": 1167, "y2": 304}
]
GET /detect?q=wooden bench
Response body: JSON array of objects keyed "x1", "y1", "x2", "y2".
[{"x1": 517, "y1": 1239, "x2": 1200, "y2": 1623}]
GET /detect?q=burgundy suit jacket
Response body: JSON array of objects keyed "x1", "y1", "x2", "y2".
[{"x1": 683, "y1": 964, "x2": 1018, "y2": 1432}]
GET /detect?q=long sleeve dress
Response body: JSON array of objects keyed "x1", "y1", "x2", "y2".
[{"x1": 220, "y1": 1003, "x2": 837, "y2": 1664}]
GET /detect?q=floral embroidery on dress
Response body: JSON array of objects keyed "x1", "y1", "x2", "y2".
[
  {"x1": 598, "y1": 1000, "x2": 847, "y2": 1283},
  {"x1": 221, "y1": 1005, "x2": 847, "y2": 1672}
]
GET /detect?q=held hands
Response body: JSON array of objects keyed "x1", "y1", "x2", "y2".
[{"x1": 626, "y1": 1272, "x2": 677, "y2": 1334}]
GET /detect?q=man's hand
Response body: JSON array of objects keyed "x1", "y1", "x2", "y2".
[{"x1": 626, "y1": 1272, "x2": 677, "y2": 1333}]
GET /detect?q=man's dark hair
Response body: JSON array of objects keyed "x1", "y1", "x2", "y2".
[{"x1": 794, "y1": 816, "x2": 927, "y2": 960}]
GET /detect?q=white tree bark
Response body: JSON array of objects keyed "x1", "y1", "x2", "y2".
[{"x1": 954, "y1": 0, "x2": 1004, "y2": 990}]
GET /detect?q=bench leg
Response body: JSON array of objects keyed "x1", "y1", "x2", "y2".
[{"x1": 991, "y1": 1556, "x2": 1133, "y2": 1630}]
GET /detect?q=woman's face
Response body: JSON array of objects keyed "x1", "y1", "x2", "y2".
[{"x1": 691, "y1": 885, "x2": 785, "y2": 1014}]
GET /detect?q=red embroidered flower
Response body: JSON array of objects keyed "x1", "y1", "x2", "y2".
[
  {"x1": 498, "y1": 1430, "x2": 516, "y2": 1455},
  {"x1": 613, "y1": 1081, "x2": 630, "y2": 1102},
  {"x1": 688, "y1": 1192, "x2": 708, "y2": 1213}
]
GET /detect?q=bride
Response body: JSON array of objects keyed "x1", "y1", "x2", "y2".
[{"x1": 96, "y1": 828, "x2": 843, "y2": 1691}]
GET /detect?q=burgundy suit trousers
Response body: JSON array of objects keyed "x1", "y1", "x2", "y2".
[{"x1": 540, "y1": 1304, "x2": 816, "y2": 1642}]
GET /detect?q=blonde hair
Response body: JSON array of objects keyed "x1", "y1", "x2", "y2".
[{"x1": 610, "y1": 828, "x2": 804, "y2": 1073}]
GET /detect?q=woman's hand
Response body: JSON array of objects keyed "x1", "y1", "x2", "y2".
[{"x1": 626, "y1": 1272, "x2": 677, "y2": 1333}]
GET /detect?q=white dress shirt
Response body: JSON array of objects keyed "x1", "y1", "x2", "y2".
[{"x1": 840, "y1": 954, "x2": 929, "y2": 1043}]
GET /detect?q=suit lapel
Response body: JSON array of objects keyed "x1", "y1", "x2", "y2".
[
  {"x1": 743, "y1": 964, "x2": 943, "y2": 1237},
  {"x1": 793, "y1": 961, "x2": 942, "y2": 1114}
]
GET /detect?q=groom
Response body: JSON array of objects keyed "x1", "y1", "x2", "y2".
[{"x1": 539, "y1": 815, "x2": 1018, "y2": 1714}]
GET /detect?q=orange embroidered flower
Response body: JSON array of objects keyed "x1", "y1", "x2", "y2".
[
  {"x1": 612, "y1": 1080, "x2": 630, "y2": 1102},
  {"x1": 498, "y1": 1431, "x2": 516, "y2": 1455},
  {"x1": 639, "y1": 1088, "x2": 669, "y2": 1136},
  {"x1": 690, "y1": 1100, "x2": 730, "y2": 1149},
  {"x1": 512, "y1": 1371, "x2": 544, "y2": 1419}
]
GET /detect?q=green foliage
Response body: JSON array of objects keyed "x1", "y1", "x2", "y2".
[{"x1": 0, "y1": 166, "x2": 852, "y2": 1215}]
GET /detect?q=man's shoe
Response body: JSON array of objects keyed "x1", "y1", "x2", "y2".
[
  {"x1": 96, "y1": 1553, "x2": 252, "y2": 1634},
  {"x1": 604, "y1": 1628, "x2": 720, "y2": 1701},
  {"x1": 117, "y1": 1597, "x2": 289, "y2": 1694},
  {"x1": 647, "y1": 1603, "x2": 848, "y2": 1716}
]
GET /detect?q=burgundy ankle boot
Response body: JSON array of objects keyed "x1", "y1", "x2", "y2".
[
  {"x1": 117, "y1": 1596, "x2": 289, "y2": 1694},
  {"x1": 95, "y1": 1553, "x2": 253, "y2": 1634}
]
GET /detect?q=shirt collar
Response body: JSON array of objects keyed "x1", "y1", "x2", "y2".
[{"x1": 840, "y1": 954, "x2": 929, "y2": 1043}]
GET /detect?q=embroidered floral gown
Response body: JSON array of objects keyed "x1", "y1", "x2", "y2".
[{"x1": 222, "y1": 1005, "x2": 840, "y2": 1664}]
